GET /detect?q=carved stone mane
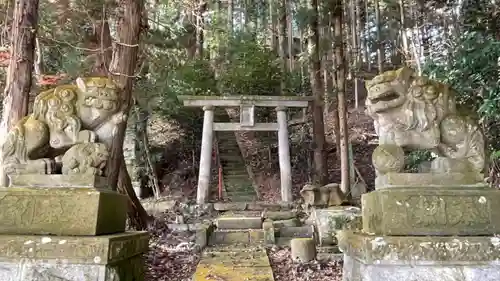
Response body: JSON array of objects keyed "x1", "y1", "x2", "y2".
[{"x1": 0, "y1": 77, "x2": 126, "y2": 186}]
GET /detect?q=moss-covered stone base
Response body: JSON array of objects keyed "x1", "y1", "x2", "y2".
[
  {"x1": 339, "y1": 231, "x2": 500, "y2": 281},
  {"x1": 0, "y1": 232, "x2": 149, "y2": 281},
  {"x1": 338, "y1": 231, "x2": 500, "y2": 264},
  {"x1": 0, "y1": 185, "x2": 127, "y2": 236},
  {"x1": 194, "y1": 247, "x2": 274, "y2": 281},
  {"x1": 362, "y1": 186, "x2": 500, "y2": 235}
]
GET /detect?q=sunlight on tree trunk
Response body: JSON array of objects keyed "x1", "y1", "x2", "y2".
[
  {"x1": 308, "y1": 0, "x2": 328, "y2": 185},
  {"x1": 374, "y1": 0, "x2": 383, "y2": 73},
  {"x1": 107, "y1": 0, "x2": 151, "y2": 230},
  {"x1": 331, "y1": 0, "x2": 350, "y2": 197},
  {"x1": 0, "y1": 0, "x2": 39, "y2": 187}
]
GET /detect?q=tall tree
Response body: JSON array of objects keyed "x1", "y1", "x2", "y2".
[
  {"x1": 350, "y1": 0, "x2": 360, "y2": 108},
  {"x1": 374, "y1": 0, "x2": 383, "y2": 72},
  {"x1": 278, "y1": 0, "x2": 286, "y2": 94},
  {"x1": 106, "y1": 0, "x2": 151, "y2": 229},
  {"x1": 0, "y1": 0, "x2": 39, "y2": 188},
  {"x1": 331, "y1": 0, "x2": 350, "y2": 197},
  {"x1": 0, "y1": 0, "x2": 39, "y2": 133},
  {"x1": 309, "y1": 0, "x2": 328, "y2": 185},
  {"x1": 399, "y1": 0, "x2": 409, "y2": 61}
]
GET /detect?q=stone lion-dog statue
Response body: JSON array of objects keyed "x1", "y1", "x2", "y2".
[
  {"x1": 1, "y1": 77, "x2": 127, "y2": 186},
  {"x1": 365, "y1": 67, "x2": 485, "y2": 175}
]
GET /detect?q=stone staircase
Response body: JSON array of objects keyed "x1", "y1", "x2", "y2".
[
  {"x1": 214, "y1": 109, "x2": 257, "y2": 202},
  {"x1": 208, "y1": 209, "x2": 315, "y2": 247}
]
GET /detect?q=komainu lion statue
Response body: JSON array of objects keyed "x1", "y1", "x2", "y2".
[
  {"x1": 365, "y1": 67, "x2": 485, "y2": 174},
  {"x1": 1, "y1": 77, "x2": 127, "y2": 185}
]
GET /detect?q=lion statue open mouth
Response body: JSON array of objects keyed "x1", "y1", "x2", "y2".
[{"x1": 365, "y1": 67, "x2": 485, "y2": 175}]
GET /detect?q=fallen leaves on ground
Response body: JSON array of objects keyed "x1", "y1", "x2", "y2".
[
  {"x1": 268, "y1": 246, "x2": 343, "y2": 281},
  {"x1": 145, "y1": 214, "x2": 201, "y2": 281}
]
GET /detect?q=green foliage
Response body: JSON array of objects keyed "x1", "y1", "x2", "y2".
[
  {"x1": 404, "y1": 150, "x2": 435, "y2": 173},
  {"x1": 219, "y1": 34, "x2": 283, "y2": 96},
  {"x1": 424, "y1": 32, "x2": 500, "y2": 117},
  {"x1": 423, "y1": 31, "x2": 500, "y2": 152}
]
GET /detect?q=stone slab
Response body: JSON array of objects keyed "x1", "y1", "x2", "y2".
[
  {"x1": 362, "y1": 187, "x2": 500, "y2": 236},
  {"x1": 262, "y1": 210, "x2": 297, "y2": 220},
  {"x1": 0, "y1": 187, "x2": 127, "y2": 236},
  {"x1": 278, "y1": 226, "x2": 314, "y2": 238},
  {"x1": 216, "y1": 216, "x2": 262, "y2": 229},
  {"x1": 8, "y1": 174, "x2": 108, "y2": 188},
  {"x1": 308, "y1": 206, "x2": 361, "y2": 246},
  {"x1": 375, "y1": 172, "x2": 485, "y2": 189},
  {"x1": 0, "y1": 232, "x2": 149, "y2": 264},
  {"x1": 209, "y1": 229, "x2": 264, "y2": 245},
  {"x1": 343, "y1": 254, "x2": 500, "y2": 281},
  {"x1": 0, "y1": 255, "x2": 146, "y2": 281},
  {"x1": 338, "y1": 231, "x2": 500, "y2": 264},
  {"x1": 193, "y1": 247, "x2": 274, "y2": 281}
]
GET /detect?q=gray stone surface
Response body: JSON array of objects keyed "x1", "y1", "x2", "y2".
[
  {"x1": 340, "y1": 231, "x2": 500, "y2": 281},
  {"x1": 343, "y1": 254, "x2": 500, "y2": 281},
  {"x1": 0, "y1": 232, "x2": 148, "y2": 281},
  {"x1": 308, "y1": 206, "x2": 361, "y2": 246},
  {"x1": 0, "y1": 255, "x2": 145, "y2": 281}
]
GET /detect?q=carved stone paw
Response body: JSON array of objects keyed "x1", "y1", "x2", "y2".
[
  {"x1": 372, "y1": 144, "x2": 405, "y2": 174},
  {"x1": 61, "y1": 143, "x2": 109, "y2": 176}
]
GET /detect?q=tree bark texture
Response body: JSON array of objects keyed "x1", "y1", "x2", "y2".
[
  {"x1": 309, "y1": 0, "x2": 328, "y2": 185},
  {"x1": 107, "y1": 0, "x2": 151, "y2": 229},
  {"x1": 374, "y1": 0, "x2": 384, "y2": 73},
  {"x1": 331, "y1": 0, "x2": 350, "y2": 197},
  {"x1": 1, "y1": 0, "x2": 39, "y2": 132}
]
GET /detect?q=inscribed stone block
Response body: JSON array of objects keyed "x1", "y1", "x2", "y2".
[
  {"x1": 362, "y1": 186, "x2": 500, "y2": 236},
  {"x1": 0, "y1": 186, "x2": 127, "y2": 236}
]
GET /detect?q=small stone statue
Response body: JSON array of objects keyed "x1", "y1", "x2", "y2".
[
  {"x1": 1, "y1": 77, "x2": 127, "y2": 186},
  {"x1": 365, "y1": 67, "x2": 485, "y2": 178},
  {"x1": 300, "y1": 183, "x2": 346, "y2": 208}
]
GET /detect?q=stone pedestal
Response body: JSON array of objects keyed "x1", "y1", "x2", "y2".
[
  {"x1": 0, "y1": 175, "x2": 127, "y2": 236},
  {"x1": 0, "y1": 232, "x2": 149, "y2": 281},
  {"x1": 340, "y1": 232, "x2": 500, "y2": 281},
  {"x1": 0, "y1": 175, "x2": 149, "y2": 281},
  {"x1": 340, "y1": 177, "x2": 500, "y2": 281}
]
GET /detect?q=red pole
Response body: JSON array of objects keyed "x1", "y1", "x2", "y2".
[{"x1": 218, "y1": 166, "x2": 223, "y2": 200}]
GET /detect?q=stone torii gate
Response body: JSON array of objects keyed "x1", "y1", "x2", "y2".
[{"x1": 178, "y1": 95, "x2": 312, "y2": 204}]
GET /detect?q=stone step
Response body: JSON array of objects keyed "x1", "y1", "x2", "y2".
[
  {"x1": 272, "y1": 218, "x2": 300, "y2": 228},
  {"x1": 223, "y1": 172, "x2": 248, "y2": 177},
  {"x1": 193, "y1": 246, "x2": 274, "y2": 281},
  {"x1": 213, "y1": 202, "x2": 292, "y2": 211},
  {"x1": 223, "y1": 184, "x2": 254, "y2": 191},
  {"x1": 223, "y1": 196, "x2": 258, "y2": 202},
  {"x1": 277, "y1": 225, "x2": 315, "y2": 238},
  {"x1": 263, "y1": 210, "x2": 298, "y2": 221},
  {"x1": 222, "y1": 188, "x2": 257, "y2": 196},
  {"x1": 216, "y1": 215, "x2": 262, "y2": 229},
  {"x1": 209, "y1": 229, "x2": 265, "y2": 245},
  {"x1": 223, "y1": 191, "x2": 256, "y2": 197},
  {"x1": 223, "y1": 173, "x2": 248, "y2": 178}
]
